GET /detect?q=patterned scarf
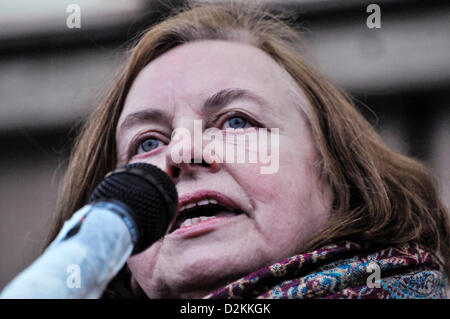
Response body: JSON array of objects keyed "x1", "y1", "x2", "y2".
[{"x1": 205, "y1": 242, "x2": 447, "y2": 299}]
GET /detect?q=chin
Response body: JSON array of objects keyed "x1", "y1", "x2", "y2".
[{"x1": 152, "y1": 251, "x2": 252, "y2": 297}]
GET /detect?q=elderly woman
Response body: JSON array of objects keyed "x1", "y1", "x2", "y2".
[{"x1": 47, "y1": 4, "x2": 449, "y2": 298}]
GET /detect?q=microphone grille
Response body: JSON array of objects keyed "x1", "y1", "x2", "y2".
[{"x1": 89, "y1": 163, "x2": 178, "y2": 253}]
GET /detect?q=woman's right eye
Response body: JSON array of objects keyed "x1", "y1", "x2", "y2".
[{"x1": 137, "y1": 137, "x2": 162, "y2": 154}]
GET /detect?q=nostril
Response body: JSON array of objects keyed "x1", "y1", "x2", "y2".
[
  {"x1": 169, "y1": 166, "x2": 181, "y2": 179},
  {"x1": 190, "y1": 158, "x2": 211, "y2": 168}
]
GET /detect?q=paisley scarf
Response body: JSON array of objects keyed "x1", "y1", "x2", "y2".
[{"x1": 205, "y1": 242, "x2": 447, "y2": 299}]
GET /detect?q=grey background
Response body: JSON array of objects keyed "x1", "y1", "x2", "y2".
[{"x1": 1, "y1": 0, "x2": 449, "y2": 290}]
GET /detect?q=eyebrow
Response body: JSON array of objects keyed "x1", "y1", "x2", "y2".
[
  {"x1": 118, "y1": 88, "x2": 269, "y2": 134},
  {"x1": 202, "y1": 88, "x2": 269, "y2": 115},
  {"x1": 118, "y1": 108, "x2": 172, "y2": 135}
]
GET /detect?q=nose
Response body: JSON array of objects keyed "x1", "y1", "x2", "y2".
[{"x1": 164, "y1": 127, "x2": 221, "y2": 181}]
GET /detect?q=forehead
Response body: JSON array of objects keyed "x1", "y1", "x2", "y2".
[{"x1": 122, "y1": 40, "x2": 302, "y2": 114}]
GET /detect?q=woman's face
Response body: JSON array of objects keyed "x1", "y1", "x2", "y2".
[{"x1": 116, "y1": 40, "x2": 332, "y2": 298}]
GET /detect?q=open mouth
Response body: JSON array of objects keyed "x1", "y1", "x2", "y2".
[{"x1": 169, "y1": 193, "x2": 245, "y2": 233}]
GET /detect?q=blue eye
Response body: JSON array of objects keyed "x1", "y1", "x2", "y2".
[
  {"x1": 226, "y1": 116, "x2": 248, "y2": 129},
  {"x1": 138, "y1": 137, "x2": 160, "y2": 153}
]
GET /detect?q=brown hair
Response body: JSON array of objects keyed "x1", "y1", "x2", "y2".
[{"x1": 46, "y1": 2, "x2": 450, "y2": 297}]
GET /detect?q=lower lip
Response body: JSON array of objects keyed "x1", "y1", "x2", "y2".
[{"x1": 169, "y1": 216, "x2": 236, "y2": 237}]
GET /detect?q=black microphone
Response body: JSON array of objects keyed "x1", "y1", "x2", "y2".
[
  {"x1": 89, "y1": 162, "x2": 178, "y2": 254},
  {"x1": 0, "y1": 163, "x2": 178, "y2": 298}
]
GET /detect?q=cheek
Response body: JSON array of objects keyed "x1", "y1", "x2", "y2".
[
  {"x1": 228, "y1": 138, "x2": 326, "y2": 241},
  {"x1": 128, "y1": 152, "x2": 167, "y2": 170},
  {"x1": 227, "y1": 138, "x2": 315, "y2": 204},
  {"x1": 226, "y1": 162, "x2": 282, "y2": 205}
]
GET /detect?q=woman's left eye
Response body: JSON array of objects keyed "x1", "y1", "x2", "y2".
[{"x1": 223, "y1": 116, "x2": 250, "y2": 129}]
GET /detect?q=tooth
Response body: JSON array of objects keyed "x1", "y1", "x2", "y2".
[
  {"x1": 181, "y1": 219, "x2": 192, "y2": 227},
  {"x1": 209, "y1": 199, "x2": 218, "y2": 204},
  {"x1": 186, "y1": 203, "x2": 196, "y2": 209},
  {"x1": 192, "y1": 217, "x2": 200, "y2": 224},
  {"x1": 197, "y1": 200, "x2": 209, "y2": 206}
]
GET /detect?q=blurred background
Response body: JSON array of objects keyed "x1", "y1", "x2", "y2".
[{"x1": 1, "y1": 0, "x2": 449, "y2": 290}]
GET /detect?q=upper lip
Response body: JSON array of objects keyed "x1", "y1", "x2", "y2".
[{"x1": 167, "y1": 190, "x2": 245, "y2": 232}]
